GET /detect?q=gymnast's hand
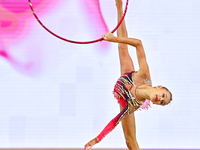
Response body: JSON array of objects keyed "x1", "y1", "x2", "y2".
[
  {"x1": 103, "y1": 32, "x2": 116, "y2": 42},
  {"x1": 84, "y1": 138, "x2": 98, "y2": 150}
]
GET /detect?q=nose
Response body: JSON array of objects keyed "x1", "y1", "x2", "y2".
[{"x1": 156, "y1": 96, "x2": 162, "y2": 102}]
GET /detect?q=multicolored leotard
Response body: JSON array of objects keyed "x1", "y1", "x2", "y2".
[{"x1": 96, "y1": 71, "x2": 152, "y2": 142}]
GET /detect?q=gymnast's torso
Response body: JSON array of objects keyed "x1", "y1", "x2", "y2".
[
  {"x1": 96, "y1": 71, "x2": 152, "y2": 142},
  {"x1": 113, "y1": 71, "x2": 152, "y2": 110}
]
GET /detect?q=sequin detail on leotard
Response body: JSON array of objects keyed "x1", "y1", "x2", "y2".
[{"x1": 113, "y1": 71, "x2": 141, "y2": 124}]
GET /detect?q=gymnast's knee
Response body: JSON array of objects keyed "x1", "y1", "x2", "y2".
[
  {"x1": 118, "y1": 43, "x2": 128, "y2": 50},
  {"x1": 125, "y1": 139, "x2": 139, "y2": 150}
]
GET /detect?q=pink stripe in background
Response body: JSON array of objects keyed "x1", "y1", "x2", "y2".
[
  {"x1": 80, "y1": 0, "x2": 110, "y2": 48},
  {"x1": 0, "y1": 0, "x2": 58, "y2": 75},
  {"x1": 0, "y1": 0, "x2": 110, "y2": 75}
]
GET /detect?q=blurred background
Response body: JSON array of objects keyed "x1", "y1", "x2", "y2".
[{"x1": 0, "y1": 0, "x2": 200, "y2": 149}]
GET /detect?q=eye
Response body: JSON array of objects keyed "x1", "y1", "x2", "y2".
[
  {"x1": 161, "y1": 100, "x2": 164, "y2": 105},
  {"x1": 162, "y1": 94, "x2": 165, "y2": 98}
]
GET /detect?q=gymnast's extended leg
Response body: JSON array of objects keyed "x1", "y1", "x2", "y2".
[
  {"x1": 116, "y1": 0, "x2": 140, "y2": 150},
  {"x1": 116, "y1": 0, "x2": 135, "y2": 75}
]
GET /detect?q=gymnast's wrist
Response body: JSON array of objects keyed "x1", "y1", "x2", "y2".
[
  {"x1": 112, "y1": 36, "x2": 118, "y2": 43},
  {"x1": 95, "y1": 137, "x2": 99, "y2": 143}
]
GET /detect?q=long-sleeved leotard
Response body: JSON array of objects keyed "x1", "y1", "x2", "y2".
[{"x1": 97, "y1": 71, "x2": 152, "y2": 142}]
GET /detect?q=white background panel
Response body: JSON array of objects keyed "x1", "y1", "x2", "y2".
[{"x1": 0, "y1": 0, "x2": 200, "y2": 149}]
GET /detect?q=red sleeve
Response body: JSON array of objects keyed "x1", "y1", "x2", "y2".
[{"x1": 96, "y1": 106, "x2": 128, "y2": 142}]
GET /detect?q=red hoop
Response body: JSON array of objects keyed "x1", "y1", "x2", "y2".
[{"x1": 28, "y1": 0, "x2": 129, "y2": 44}]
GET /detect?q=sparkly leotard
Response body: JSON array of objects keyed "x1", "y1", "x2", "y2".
[{"x1": 96, "y1": 71, "x2": 152, "y2": 142}]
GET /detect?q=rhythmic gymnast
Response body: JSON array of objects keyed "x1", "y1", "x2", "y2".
[{"x1": 84, "y1": 0, "x2": 172, "y2": 150}]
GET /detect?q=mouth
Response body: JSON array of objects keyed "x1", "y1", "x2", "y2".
[{"x1": 155, "y1": 95, "x2": 158, "y2": 101}]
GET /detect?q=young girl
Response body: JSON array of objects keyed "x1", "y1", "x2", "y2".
[{"x1": 85, "y1": 0, "x2": 172, "y2": 150}]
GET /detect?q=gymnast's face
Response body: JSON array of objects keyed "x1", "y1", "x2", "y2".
[{"x1": 151, "y1": 86, "x2": 171, "y2": 105}]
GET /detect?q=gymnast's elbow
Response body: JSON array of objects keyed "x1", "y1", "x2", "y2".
[{"x1": 132, "y1": 39, "x2": 142, "y2": 48}]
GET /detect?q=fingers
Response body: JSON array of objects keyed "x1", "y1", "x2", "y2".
[
  {"x1": 89, "y1": 145, "x2": 93, "y2": 150},
  {"x1": 90, "y1": 146, "x2": 93, "y2": 150},
  {"x1": 102, "y1": 32, "x2": 115, "y2": 41},
  {"x1": 84, "y1": 139, "x2": 95, "y2": 150},
  {"x1": 102, "y1": 32, "x2": 108, "y2": 40},
  {"x1": 84, "y1": 143, "x2": 89, "y2": 150},
  {"x1": 84, "y1": 143, "x2": 93, "y2": 150}
]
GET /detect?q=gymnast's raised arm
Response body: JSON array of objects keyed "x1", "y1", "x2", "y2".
[{"x1": 103, "y1": 32, "x2": 150, "y2": 77}]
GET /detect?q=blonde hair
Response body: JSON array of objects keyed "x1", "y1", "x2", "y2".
[{"x1": 162, "y1": 87, "x2": 172, "y2": 105}]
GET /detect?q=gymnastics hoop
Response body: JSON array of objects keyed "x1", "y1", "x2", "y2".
[{"x1": 28, "y1": 0, "x2": 129, "y2": 44}]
